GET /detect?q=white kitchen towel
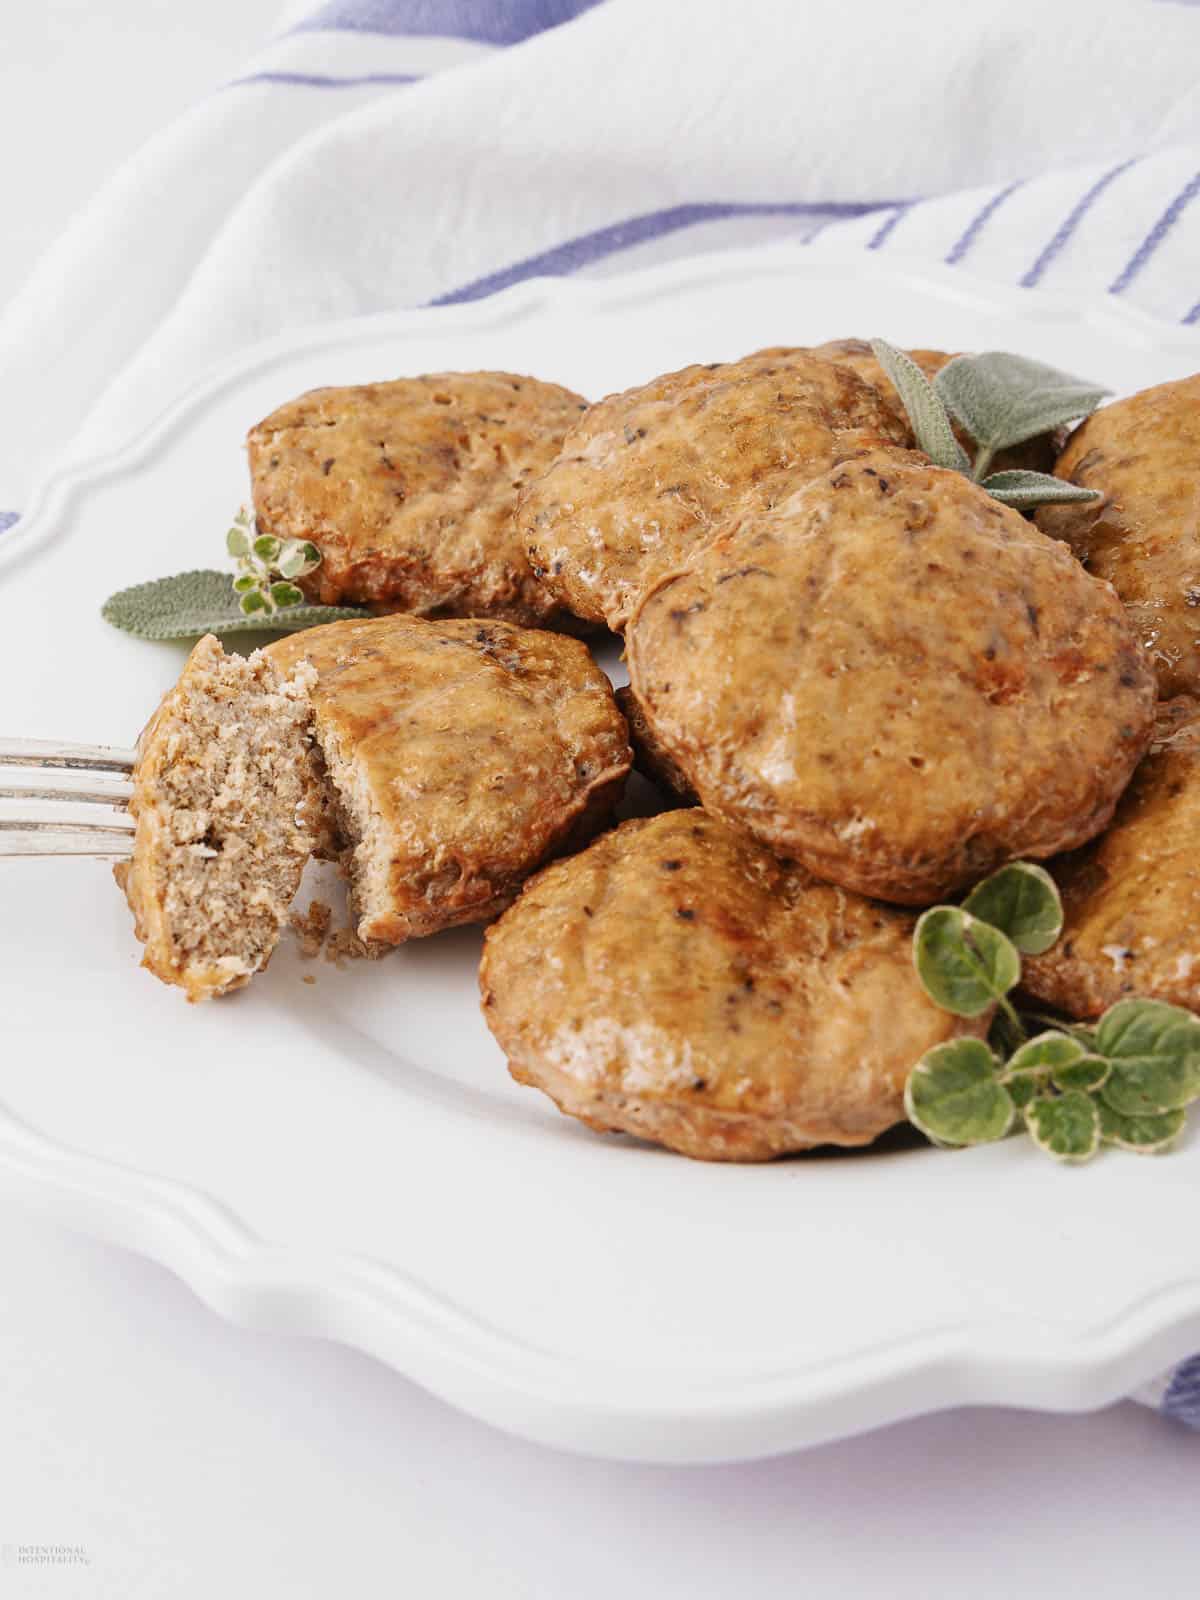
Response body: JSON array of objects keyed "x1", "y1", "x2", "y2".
[{"x1": 2, "y1": 0, "x2": 1200, "y2": 1426}]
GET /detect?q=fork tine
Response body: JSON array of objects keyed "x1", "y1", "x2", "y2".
[
  {"x1": 0, "y1": 737, "x2": 136, "y2": 773},
  {"x1": 0, "y1": 819, "x2": 134, "y2": 858},
  {"x1": 0, "y1": 775, "x2": 132, "y2": 808}
]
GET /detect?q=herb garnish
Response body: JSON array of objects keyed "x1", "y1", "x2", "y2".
[
  {"x1": 906, "y1": 863, "x2": 1200, "y2": 1161},
  {"x1": 102, "y1": 508, "x2": 366, "y2": 639},
  {"x1": 870, "y1": 340, "x2": 1108, "y2": 510}
]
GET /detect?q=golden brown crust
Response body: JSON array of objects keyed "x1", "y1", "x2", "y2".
[
  {"x1": 626, "y1": 453, "x2": 1157, "y2": 905},
  {"x1": 1035, "y1": 375, "x2": 1200, "y2": 698},
  {"x1": 1021, "y1": 697, "x2": 1200, "y2": 1018},
  {"x1": 268, "y1": 616, "x2": 631, "y2": 943},
  {"x1": 248, "y1": 371, "x2": 589, "y2": 628},
  {"x1": 480, "y1": 810, "x2": 984, "y2": 1161},
  {"x1": 613, "y1": 685, "x2": 696, "y2": 803},
  {"x1": 516, "y1": 348, "x2": 909, "y2": 631}
]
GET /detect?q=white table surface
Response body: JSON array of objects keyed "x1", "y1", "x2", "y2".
[{"x1": 1, "y1": 5, "x2": 1195, "y2": 1596}]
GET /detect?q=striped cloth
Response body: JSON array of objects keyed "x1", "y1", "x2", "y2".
[{"x1": 3, "y1": 0, "x2": 1200, "y2": 1426}]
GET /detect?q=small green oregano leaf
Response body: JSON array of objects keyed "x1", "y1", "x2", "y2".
[
  {"x1": 961, "y1": 862, "x2": 1063, "y2": 954},
  {"x1": 913, "y1": 906, "x2": 1020, "y2": 1018},
  {"x1": 1025, "y1": 1091, "x2": 1101, "y2": 1163},
  {"x1": 979, "y1": 469, "x2": 1101, "y2": 509},
  {"x1": 1053, "y1": 1055, "x2": 1109, "y2": 1093},
  {"x1": 1096, "y1": 999, "x2": 1200, "y2": 1115},
  {"x1": 102, "y1": 570, "x2": 366, "y2": 639},
  {"x1": 869, "y1": 339, "x2": 970, "y2": 473},
  {"x1": 934, "y1": 352, "x2": 1109, "y2": 454},
  {"x1": 905, "y1": 1038, "x2": 1014, "y2": 1147},
  {"x1": 1097, "y1": 1100, "x2": 1187, "y2": 1154},
  {"x1": 1002, "y1": 1030, "x2": 1083, "y2": 1080}
]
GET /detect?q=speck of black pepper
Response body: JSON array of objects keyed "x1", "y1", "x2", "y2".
[
  {"x1": 551, "y1": 560, "x2": 563, "y2": 574},
  {"x1": 583, "y1": 905, "x2": 594, "y2": 918},
  {"x1": 322, "y1": 457, "x2": 335, "y2": 475},
  {"x1": 691, "y1": 1077, "x2": 708, "y2": 1090},
  {"x1": 984, "y1": 646, "x2": 996, "y2": 661},
  {"x1": 661, "y1": 859, "x2": 683, "y2": 871},
  {"x1": 1026, "y1": 602, "x2": 1040, "y2": 634},
  {"x1": 676, "y1": 908, "x2": 696, "y2": 921},
  {"x1": 1119, "y1": 670, "x2": 1138, "y2": 687}
]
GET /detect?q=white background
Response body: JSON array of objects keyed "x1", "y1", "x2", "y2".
[{"x1": 1, "y1": 4, "x2": 1196, "y2": 1596}]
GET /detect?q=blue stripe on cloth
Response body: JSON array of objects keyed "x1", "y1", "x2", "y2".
[
  {"x1": 430, "y1": 199, "x2": 905, "y2": 304},
  {"x1": 228, "y1": 70, "x2": 419, "y2": 88},
  {"x1": 944, "y1": 180, "x2": 1025, "y2": 266},
  {"x1": 296, "y1": 0, "x2": 605, "y2": 44},
  {"x1": 0, "y1": 513, "x2": 18, "y2": 533},
  {"x1": 867, "y1": 203, "x2": 912, "y2": 250},
  {"x1": 1182, "y1": 298, "x2": 1200, "y2": 324},
  {"x1": 1109, "y1": 168, "x2": 1200, "y2": 294},
  {"x1": 1162, "y1": 1354, "x2": 1200, "y2": 1426},
  {"x1": 1019, "y1": 159, "x2": 1140, "y2": 287}
]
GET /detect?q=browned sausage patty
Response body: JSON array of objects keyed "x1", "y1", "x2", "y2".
[
  {"x1": 1035, "y1": 374, "x2": 1200, "y2": 698},
  {"x1": 626, "y1": 452, "x2": 1157, "y2": 905},
  {"x1": 516, "y1": 349, "x2": 908, "y2": 631},
  {"x1": 480, "y1": 809, "x2": 983, "y2": 1161},
  {"x1": 248, "y1": 372, "x2": 588, "y2": 628},
  {"x1": 268, "y1": 616, "x2": 630, "y2": 943},
  {"x1": 1021, "y1": 698, "x2": 1200, "y2": 1018}
]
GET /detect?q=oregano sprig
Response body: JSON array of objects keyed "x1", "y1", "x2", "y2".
[
  {"x1": 906, "y1": 862, "x2": 1200, "y2": 1162},
  {"x1": 102, "y1": 507, "x2": 367, "y2": 640},
  {"x1": 869, "y1": 339, "x2": 1107, "y2": 511}
]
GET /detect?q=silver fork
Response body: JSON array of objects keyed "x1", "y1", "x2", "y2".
[{"x1": 0, "y1": 739, "x2": 137, "y2": 857}]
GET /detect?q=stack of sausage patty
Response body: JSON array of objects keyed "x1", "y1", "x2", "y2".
[{"x1": 120, "y1": 352, "x2": 1200, "y2": 1161}]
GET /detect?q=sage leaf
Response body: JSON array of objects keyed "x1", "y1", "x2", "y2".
[
  {"x1": 934, "y1": 353, "x2": 1109, "y2": 453},
  {"x1": 1096, "y1": 999, "x2": 1200, "y2": 1115},
  {"x1": 905, "y1": 1038, "x2": 1014, "y2": 1147},
  {"x1": 1025, "y1": 1091, "x2": 1100, "y2": 1163},
  {"x1": 869, "y1": 339, "x2": 970, "y2": 473},
  {"x1": 1002, "y1": 1030, "x2": 1084, "y2": 1081},
  {"x1": 1097, "y1": 1100, "x2": 1187, "y2": 1155},
  {"x1": 102, "y1": 570, "x2": 366, "y2": 640},
  {"x1": 961, "y1": 862, "x2": 1063, "y2": 954},
  {"x1": 979, "y1": 469, "x2": 1102, "y2": 509},
  {"x1": 914, "y1": 906, "x2": 1020, "y2": 1018},
  {"x1": 1052, "y1": 1055, "x2": 1109, "y2": 1093}
]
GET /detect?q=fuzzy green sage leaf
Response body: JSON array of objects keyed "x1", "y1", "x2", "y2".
[
  {"x1": 933, "y1": 352, "x2": 1108, "y2": 458},
  {"x1": 905, "y1": 1038, "x2": 1014, "y2": 1147},
  {"x1": 1025, "y1": 1091, "x2": 1101, "y2": 1163},
  {"x1": 869, "y1": 339, "x2": 970, "y2": 473},
  {"x1": 102, "y1": 570, "x2": 366, "y2": 640},
  {"x1": 913, "y1": 906, "x2": 1020, "y2": 1019},
  {"x1": 961, "y1": 861, "x2": 1063, "y2": 954},
  {"x1": 1096, "y1": 998, "x2": 1200, "y2": 1115},
  {"x1": 979, "y1": 469, "x2": 1103, "y2": 509}
]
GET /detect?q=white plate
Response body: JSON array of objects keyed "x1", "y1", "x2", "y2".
[{"x1": 4, "y1": 246, "x2": 1200, "y2": 1464}]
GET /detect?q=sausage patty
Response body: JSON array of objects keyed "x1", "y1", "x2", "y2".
[
  {"x1": 1035, "y1": 374, "x2": 1200, "y2": 698},
  {"x1": 268, "y1": 615, "x2": 630, "y2": 943},
  {"x1": 248, "y1": 372, "x2": 588, "y2": 628},
  {"x1": 1021, "y1": 698, "x2": 1200, "y2": 1018},
  {"x1": 516, "y1": 349, "x2": 908, "y2": 631},
  {"x1": 480, "y1": 809, "x2": 982, "y2": 1161},
  {"x1": 626, "y1": 452, "x2": 1157, "y2": 905}
]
